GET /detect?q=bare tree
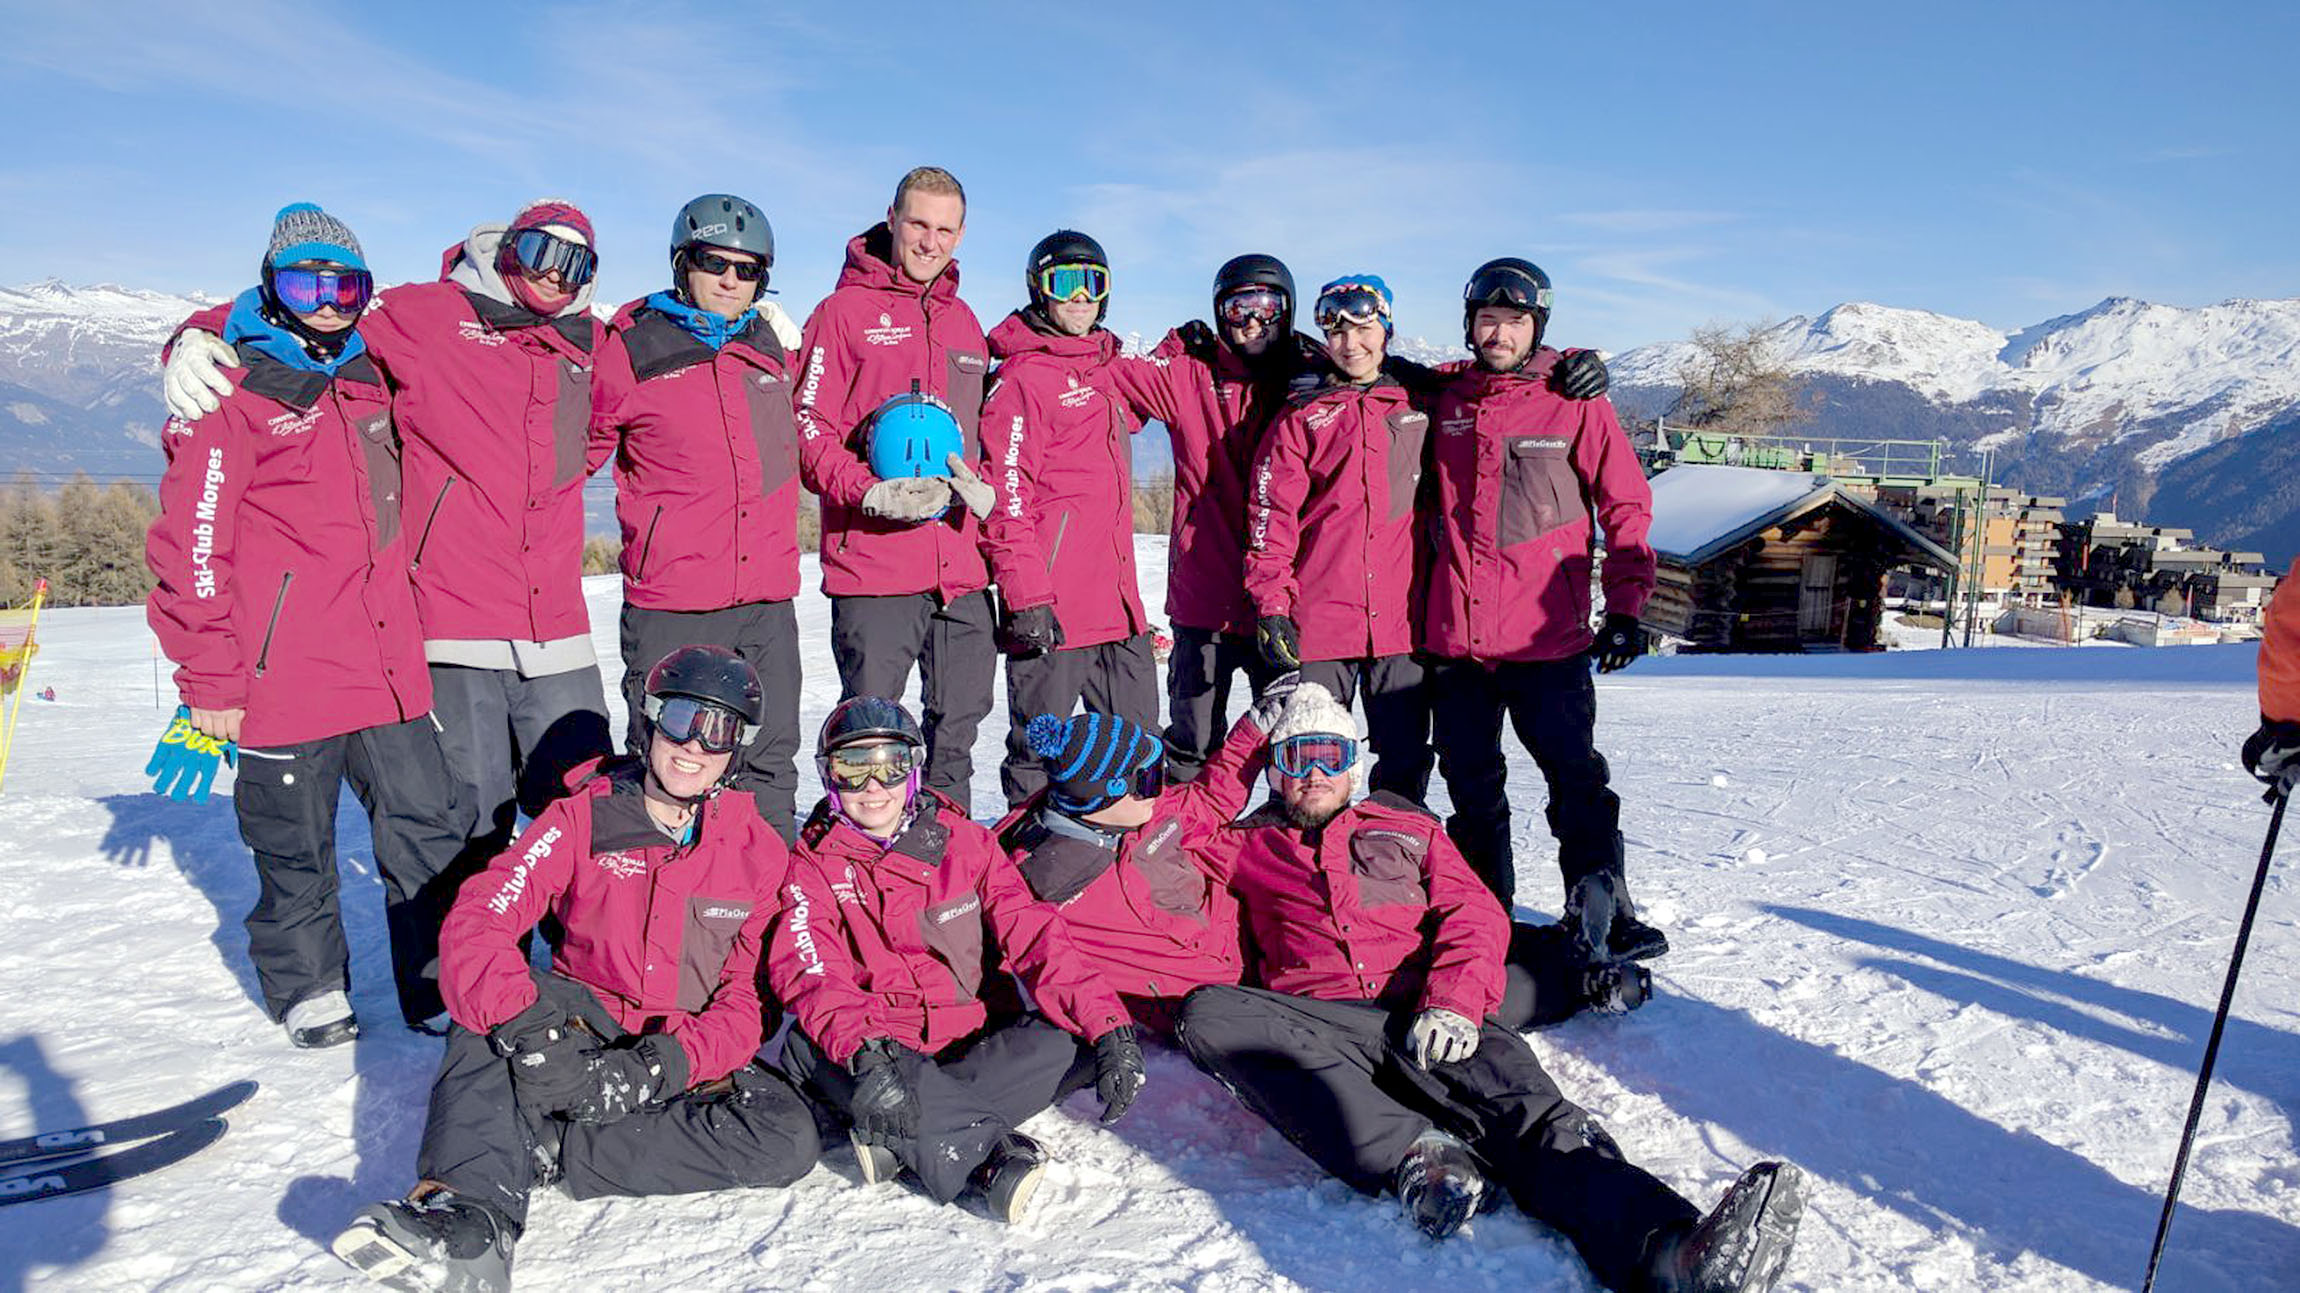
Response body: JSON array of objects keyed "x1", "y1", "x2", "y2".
[{"x1": 1666, "y1": 320, "x2": 1809, "y2": 437}]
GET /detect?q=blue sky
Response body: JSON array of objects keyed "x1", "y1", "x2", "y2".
[{"x1": 3, "y1": 0, "x2": 2293, "y2": 352}]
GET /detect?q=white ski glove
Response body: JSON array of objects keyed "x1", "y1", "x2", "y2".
[
  {"x1": 164, "y1": 329, "x2": 239, "y2": 421},
  {"x1": 861, "y1": 476, "x2": 953, "y2": 523},
  {"x1": 1248, "y1": 670, "x2": 1303, "y2": 731},
  {"x1": 758, "y1": 299, "x2": 802, "y2": 352},
  {"x1": 1406, "y1": 1008, "x2": 1480, "y2": 1069},
  {"x1": 944, "y1": 453, "x2": 994, "y2": 519}
]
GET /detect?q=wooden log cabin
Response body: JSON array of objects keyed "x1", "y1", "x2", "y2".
[{"x1": 1642, "y1": 465, "x2": 1959, "y2": 652}]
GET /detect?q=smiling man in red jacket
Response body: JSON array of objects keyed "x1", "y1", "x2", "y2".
[
  {"x1": 794, "y1": 168, "x2": 999, "y2": 813},
  {"x1": 980, "y1": 229, "x2": 1161, "y2": 807},
  {"x1": 590, "y1": 194, "x2": 804, "y2": 841}
]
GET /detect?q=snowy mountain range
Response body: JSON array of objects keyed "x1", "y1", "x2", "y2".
[{"x1": 7, "y1": 282, "x2": 2298, "y2": 556}]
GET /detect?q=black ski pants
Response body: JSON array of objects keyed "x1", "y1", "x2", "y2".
[
  {"x1": 1176, "y1": 986, "x2": 1696, "y2": 1293},
  {"x1": 233, "y1": 716, "x2": 469, "y2": 1027},
  {"x1": 782, "y1": 1014, "x2": 1095, "y2": 1205},
  {"x1": 1164, "y1": 625, "x2": 1275, "y2": 784},
  {"x1": 829, "y1": 590, "x2": 996, "y2": 816},
  {"x1": 428, "y1": 663, "x2": 611, "y2": 861},
  {"x1": 1000, "y1": 632, "x2": 1160, "y2": 808},
  {"x1": 417, "y1": 971, "x2": 818, "y2": 1232},
  {"x1": 1427, "y1": 655, "x2": 1622, "y2": 912},
  {"x1": 1495, "y1": 921, "x2": 1606, "y2": 1031},
  {"x1": 1301, "y1": 654, "x2": 1433, "y2": 804},
  {"x1": 618, "y1": 598, "x2": 802, "y2": 842}
]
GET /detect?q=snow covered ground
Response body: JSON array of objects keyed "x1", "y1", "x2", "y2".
[{"x1": 2, "y1": 537, "x2": 2296, "y2": 1290}]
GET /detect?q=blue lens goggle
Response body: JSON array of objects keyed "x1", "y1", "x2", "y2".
[
  {"x1": 271, "y1": 266, "x2": 372, "y2": 315},
  {"x1": 1274, "y1": 734, "x2": 1358, "y2": 778},
  {"x1": 1036, "y1": 263, "x2": 1109, "y2": 303}
]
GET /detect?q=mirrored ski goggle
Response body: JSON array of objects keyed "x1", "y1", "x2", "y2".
[
  {"x1": 505, "y1": 228, "x2": 599, "y2": 287},
  {"x1": 1035, "y1": 263, "x2": 1110, "y2": 303},
  {"x1": 1463, "y1": 264, "x2": 1552, "y2": 312},
  {"x1": 1274, "y1": 733, "x2": 1359, "y2": 778},
  {"x1": 272, "y1": 266, "x2": 373, "y2": 315},
  {"x1": 1217, "y1": 287, "x2": 1286, "y2": 327},
  {"x1": 822, "y1": 740, "x2": 918, "y2": 791},
  {"x1": 1312, "y1": 286, "x2": 1390, "y2": 332},
  {"x1": 646, "y1": 695, "x2": 746, "y2": 754},
  {"x1": 688, "y1": 248, "x2": 769, "y2": 282}
]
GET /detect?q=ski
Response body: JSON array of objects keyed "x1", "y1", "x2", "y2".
[
  {"x1": 0, "y1": 1118, "x2": 227, "y2": 1207},
  {"x1": 0, "y1": 1079, "x2": 256, "y2": 1169}
]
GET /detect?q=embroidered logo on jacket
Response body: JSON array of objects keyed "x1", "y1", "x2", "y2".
[
  {"x1": 265, "y1": 409, "x2": 321, "y2": 438},
  {"x1": 455, "y1": 320, "x2": 507, "y2": 348},
  {"x1": 486, "y1": 826, "x2": 563, "y2": 914},
  {"x1": 782, "y1": 881, "x2": 825, "y2": 977},
  {"x1": 596, "y1": 851, "x2": 645, "y2": 879},
  {"x1": 1056, "y1": 374, "x2": 1096, "y2": 410},
  {"x1": 930, "y1": 895, "x2": 982, "y2": 925},
  {"x1": 699, "y1": 903, "x2": 751, "y2": 920},
  {"x1": 189, "y1": 446, "x2": 226, "y2": 598},
  {"x1": 862, "y1": 313, "x2": 912, "y2": 347},
  {"x1": 1305, "y1": 403, "x2": 1345, "y2": 431}
]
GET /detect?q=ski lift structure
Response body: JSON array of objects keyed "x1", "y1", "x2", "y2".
[{"x1": 0, "y1": 579, "x2": 48, "y2": 794}]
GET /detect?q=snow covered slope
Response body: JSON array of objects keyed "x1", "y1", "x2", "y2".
[
  {"x1": 0, "y1": 281, "x2": 220, "y2": 481},
  {"x1": 1, "y1": 539, "x2": 2294, "y2": 1290}
]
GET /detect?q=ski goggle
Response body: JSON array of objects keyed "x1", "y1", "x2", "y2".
[
  {"x1": 1035, "y1": 263, "x2": 1110, "y2": 303},
  {"x1": 1217, "y1": 287, "x2": 1286, "y2": 327},
  {"x1": 1273, "y1": 733, "x2": 1359, "y2": 778},
  {"x1": 1463, "y1": 264, "x2": 1552, "y2": 313},
  {"x1": 504, "y1": 228, "x2": 599, "y2": 287},
  {"x1": 646, "y1": 695, "x2": 747, "y2": 754},
  {"x1": 822, "y1": 740, "x2": 918, "y2": 792},
  {"x1": 271, "y1": 266, "x2": 372, "y2": 316},
  {"x1": 1313, "y1": 285, "x2": 1390, "y2": 332},
  {"x1": 687, "y1": 248, "x2": 769, "y2": 282},
  {"x1": 1127, "y1": 760, "x2": 1167, "y2": 800}
]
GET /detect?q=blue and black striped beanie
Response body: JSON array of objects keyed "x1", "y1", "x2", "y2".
[{"x1": 1026, "y1": 711, "x2": 1161, "y2": 815}]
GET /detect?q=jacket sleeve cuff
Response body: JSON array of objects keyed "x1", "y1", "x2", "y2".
[{"x1": 647, "y1": 1033, "x2": 694, "y2": 1094}]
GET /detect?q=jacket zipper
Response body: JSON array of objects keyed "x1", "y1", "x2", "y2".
[
  {"x1": 635, "y1": 505, "x2": 664, "y2": 583},
  {"x1": 1046, "y1": 510, "x2": 1070, "y2": 574},
  {"x1": 409, "y1": 476, "x2": 457, "y2": 571},
  {"x1": 253, "y1": 571, "x2": 294, "y2": 678}
]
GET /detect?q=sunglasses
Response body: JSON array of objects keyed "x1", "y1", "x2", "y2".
[
  {"x1": 688, "y1": 248, "x2": 769, "y2": 283},
  {"x1": 1313, "y1": 287, "x2": 1389, "y2": 332},
  {"x1": 1274, "y1": 733, "x2": 1359, "y2": 778},
  {"x1": 648, "y1": 695, "x2": 746, "y2": 754},
  {"x1": 1218, "y1": 287, "x2": 1286, "y2": 327},
  {"x1": 822, "y1": 740, "x2": 918, "y2": 792},
  {"x1": 1036, "y1": 263, "x2": 1109, "y2": 303},
  {"x1": 272, "y1": 266, "x2": 372, "y2": 316},
  {"x1": 505, "y1": 227, "x2": 599, "y2": 287}
]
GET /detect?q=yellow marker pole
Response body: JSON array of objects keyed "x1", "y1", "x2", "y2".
[{"x1": 0, "y1": 578, "x2": 49, "y2": 796}]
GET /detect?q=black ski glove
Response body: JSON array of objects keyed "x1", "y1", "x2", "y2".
[
  {"x1": 1593, "y1": 612, "x2": 1643, "y2": 673},
  {"x1": 1092, "y1": 1026, "x2": 1147, "y2": 1125},
  {"x1": 1256, "y1": 614, "x2": 1303, "y2": 673},
  {"x1": 490, "y1": 997, "x2": 593, "y2": 1117},
  {"x1": 1552, "y1": 348, "x2": 1611, "y2": 400},
  {"x1": 849, "y1": 1037, "x2": 923, "y2": 1145},
  {"x1": 2243, "y1": 718, "x2": 2300, "y2": 795},
  {"x1": 998, "y1": 603, "x2": 1065, "y2": 658},
  {"x1": 567, "y1": 1034, "x2": 686, "y2": 1126},
  {"x1": 1175, "y1": 319, "x2": 1219, "y2": 366}
]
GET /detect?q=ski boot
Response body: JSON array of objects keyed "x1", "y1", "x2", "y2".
[
  {"x1": 973, "y1": 1131, "x2": 1048, "y2": 1223},
  {"x1": 1395, "y1": 1129, "x2": 1488, "y2": 1239},
  {"x1": 1565, "y1": 872, "x2": 1670, "y2": 963},
  {"x1": 1647, "y1": 1161, "x2": 1805, "y2": 1293},
  {"x1": 285, "y1": 990, "x2": 359, "y2": 1049},
  {"x1": 1585, "y1": 961, "x2": 1653, "y2": 1016},
  {"x1": 849, "y1": 1129, "x2": 900, "y2": 1186},
  {"x1": 332, "y1": 1185, "x2": 515, "y2": 1293}
]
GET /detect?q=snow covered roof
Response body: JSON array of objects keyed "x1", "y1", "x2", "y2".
[{"x1": 1646, "y1": 464, "x2": 1959, "y2": 570}]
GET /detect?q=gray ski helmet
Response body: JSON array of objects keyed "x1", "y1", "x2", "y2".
[
  {"x1": 1025, "y1": 229, "x2": 1110, "y2": 324},
  {"x1": 1213, "y1": 252, "x2": 1294, "y2": 337},
  {"x1": 645, "y1": 644, "x2": 765, "y2": 733},
  {"x1": 671, "y1": 194, "x2": 773, "y2": 289},
  {"x1": 816, "y1": 695, "x2": 925, "y2": 757},
  {"x1": 1462, "y1": 257, "x2": 1553, "y2": 353}
]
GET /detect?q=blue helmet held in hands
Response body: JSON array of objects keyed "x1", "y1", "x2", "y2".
[{"x1": 866, "y1": 381, "x2": 964, "y2": 480}]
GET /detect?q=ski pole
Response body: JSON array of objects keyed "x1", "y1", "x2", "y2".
[{"x1": 2141, "y1": 786, "x2": 2287, "y2": 1292}]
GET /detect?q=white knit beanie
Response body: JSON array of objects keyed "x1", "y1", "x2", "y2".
[{"x1": 1265, "y1": 682, "x2": 1364, "y2": 745}]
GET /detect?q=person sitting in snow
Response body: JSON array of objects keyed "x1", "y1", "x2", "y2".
[
  {"x1": 766, "y1": 696, "x2": 1146, "y2": 1224},
  {"x1": 1175, "y1": 683, "x2": 1804, "y2": 1292},
  {"x1": 332, "y1": 646, "x2": 817, "y2": 1293}
]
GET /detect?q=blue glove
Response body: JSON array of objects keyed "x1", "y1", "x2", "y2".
[{"x1": 146, "y1": 706, "x2": 236, "y2": 803}]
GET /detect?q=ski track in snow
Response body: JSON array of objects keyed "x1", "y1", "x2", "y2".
[{"x1": 2, "y1": 538, "x2": 2296, "y2": 1290}]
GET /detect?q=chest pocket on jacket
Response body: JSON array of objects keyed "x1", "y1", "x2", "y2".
[
  {"x1": 353, "y1": 411, "x2": 404, "y2": 549},
  {"x1": 678, "y1": 894, "x2": 753, "y2": 1014},
  {"x1": 1384, "y1": 411, "x2": 1428, "y2": 523},
  {"x1": 1499, "y1": 436, "x2": 1585, "y2": 548},
  {"x1": 1132, "y1": 819, "x2": 1208, "y2": 920},
  {"x1": 552, "y1": 359, "x2": 593, "y2": 486},
  {"x1": 745, "y1": 370, "x2": 797, "y2": 497},
  {"x1": 1348, "y1": 827, "x2": 1429, "y2": 909},
  {"x1": 946, "y1": 351, "x2": 988, "y2": 438},
  {"x1": 917, "y1": 893, "x2": 987, "y2": 1000}
]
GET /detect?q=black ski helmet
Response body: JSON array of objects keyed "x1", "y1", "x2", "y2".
[
  {"x1": 1462, "y1": 257, "x2": 1554, "y2": 358},
  {"x1": 1213, "y1": 252, "x2": 1295, "y2": 338},
  {"x1": 1025, "y1": 229, "x2": 1110, "y2": 325},
  {"x1": 816, "y1": 695, "x2": 925, "y2": 757},
  {"x1": 645, "y1": 644, "x2": 765, "y2": 737},
  {"x1": 670, "y1": 193, "x2": 774, "y2": 301}
]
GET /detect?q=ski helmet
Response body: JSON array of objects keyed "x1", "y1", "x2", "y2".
[
  {"x1": 644, "y1": 644, "x2": 765, "y2": 741},
  {"x1": 1462, "y1": 257, "x2": 1553, "y2": 356},
  {"x1": 1213, "y1": 253, "x2": 1294, "y2": 339},
  {"x1": 671, "y1": 194, "x2": 773, "y2": 301},
  {"x1": 865, "y1": 380, "x2": 965, "y2": 482},
  {"x1": 1025, "y1": 229, "x2": 1111, "y2": 325},
  {"x1": 816, "y1": 695, "x2": 926, "y2": 757}
]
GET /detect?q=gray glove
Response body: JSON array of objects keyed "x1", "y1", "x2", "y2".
[
  {"x1": 164, "y1": 329, "x2": 238, "y2": 420},
  {"x1": 1249, "y1": 670, "x2": 1303, "y2": 730},
  {"x1": 944, "y1": 453, "x2": 994, "y2": 519},
  {"x1": 861, "y1": 476, "x2": 953, "y2": 523},
  {"x1": 1405, "y1": 1008, "x2": 1480, "y2": 1069}
]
